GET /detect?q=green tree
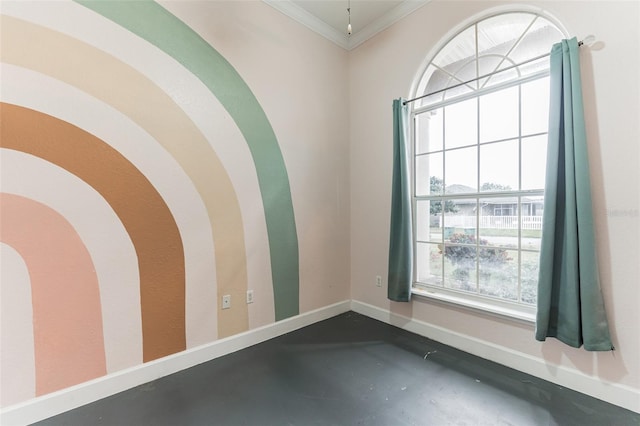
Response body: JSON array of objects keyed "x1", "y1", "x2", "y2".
[{"x1": 430, "y1": 176, "x2": 458, "y2": 215}]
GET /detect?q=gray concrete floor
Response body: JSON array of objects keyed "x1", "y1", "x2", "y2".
[{"x1": 36, "y1": 312, "x2": 639, "y2": 425}]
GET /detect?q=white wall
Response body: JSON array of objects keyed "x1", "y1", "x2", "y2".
[
  {"x1": 2, "y1": 0, "x2": 637, "y2": 421},
  {"x1": 0, "y1": 0, "x2": 351, "y2": 412},
  {"x1": 350, "y1": 0, "x2": 639, "y2": 411},
  {"x1": 162, "y1": 0, "x2": 352, "y2": 315}
]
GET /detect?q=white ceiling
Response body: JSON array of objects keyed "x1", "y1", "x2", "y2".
[
  {"x1": 292, "y1": 0, "x2": 404, "y2": 32},
  {"x1": 263, "y1": 0, "x2": 429, "y2": 50}
]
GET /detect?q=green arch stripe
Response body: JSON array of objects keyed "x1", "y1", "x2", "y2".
[{"x1": 76, "y1": 0, "x2": 299, "y2": 320}]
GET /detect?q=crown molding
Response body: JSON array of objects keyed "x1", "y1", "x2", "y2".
[
  {"x1": 348, "y1": 0, "x2": 429, "y2": 50},
  {"x1": 263, "y1": 0, "x2": 350, "y2": 49},
  {"x1": 263, "y1": 0, "x2": 430, "y2": 51}
]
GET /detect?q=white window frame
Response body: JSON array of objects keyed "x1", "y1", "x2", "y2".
[{"x1": 409, "y1": 10, "x2": 567, "y2": 322}]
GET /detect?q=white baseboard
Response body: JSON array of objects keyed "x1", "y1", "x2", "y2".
[
  {"x1": 3, "y1": 298, "x2": 637, "y2": 424},
  {"x1": 0, "y1": 300, "x2": 351, "y2": 426},
  {"x1": 350, "y1": 299, "x2": 640, "y2": 414}
]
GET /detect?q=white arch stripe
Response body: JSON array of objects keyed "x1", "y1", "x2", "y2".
[
  {"x1": 1, "y1": 1, "x2": 275, "y2": 329},
  {"x1": 1, "y1": 149, "x2": 142, "y2": 373},
  {"x1": 0, "y1": 243, "x2": 36, "y2": 406},
  {"x1": 0, "y1": 63, "x2": 217, "y2": 348}
]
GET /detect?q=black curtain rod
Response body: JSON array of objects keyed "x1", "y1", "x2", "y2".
[{"x1": 403, "y1": 39, "x2": 585, "y2": 106}]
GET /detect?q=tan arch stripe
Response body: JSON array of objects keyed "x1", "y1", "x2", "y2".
[
  {"x1": 1, "y1": 103, "x2": 185, "y2": 362},
  {"x1": 0, "y1": 15, "x2": 248, "y2": 337}
]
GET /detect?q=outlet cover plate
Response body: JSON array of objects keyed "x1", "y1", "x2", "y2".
[{"x1": 222, "y1": 295, "x2": 231, "y2": 309}]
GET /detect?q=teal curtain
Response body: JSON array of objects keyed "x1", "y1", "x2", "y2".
[
  {"x1": 388, "y1": 99, "x2": 413, "y2": 302},
  {"x1": 536, "y1": 38, "x2": 613, "y2": 351}
]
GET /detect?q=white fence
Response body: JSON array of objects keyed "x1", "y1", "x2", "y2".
[{"x1": 442, "y1": 215, "x2": 542, "y2": 230}]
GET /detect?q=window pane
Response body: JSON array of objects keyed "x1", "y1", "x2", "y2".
[
  {"x1": 432, "y1": 26, "x2": 476, "y2": 71},
  {"x1": 416, "y1": 109, "x2": 443, "y2": 154},
  {"x1": 477, "y1": 13, "x2": 537, "y2": 57},
  {"x1": 479, "y1": 198, "x2": 519, "y2": 248},
  {"x1": 445, "y1": 98, "x2": 477, "y2": 149},
  {"x1": 445, "y1": 147, "x2": 477, "y2": 192},
  {"x1": 520, "y1": 251, "x2": 540, "y2": 304},
  {"x1": 447, "y1": 61, "x2": 478, "y2": 92},
  {"x1": 521, "y1": 195, "x2": 543, "y2": 250},
  {"x1": 444, "y1": 199, "x2": 477, "y2": 240},
  {"x1": 416, "y1": 242, "x2": 443, "y2": 286},
  {"x1": 416, "y1": 200, "x2": 442, "y2": 243},
  {"x1": 480, "y1": 139, "x2": 518, "y2": 191},
  {"x1": 477, "y1": 56, "x2": 505, "y2": 81},
  {"x1": 416, "y1": 65, "x2": 447, "y2": 108},
  {"x1": 481, "y1": 62, "x2": 520, "y2": 88},
  {"x1": 521, "y1": 135, "x2": 547, "y2": 190},
  {"x1": 479, "y1": 249, "x2": 518, "y2": 301},
  {"x1": 507, "y1": 18, "x2": 564, "y2": 67},
  {"x1": 416, "y1": 200, "x2": 429, "y2": 242},
  {"x1": 443, "y1": 83, "x2": 475, "y2": 100},
  {"x1": 444, "y1": 238, "x2": 477, "y2": 292},
  {"x1": 416, "y1": 153, "x2": 443, "y2": 196},
  {"x1": 522, "y1": 77, "x2": 550, "y2": 136},
  {"x1": 480, "y1": 86, "x2": 519, "y2": 142}
]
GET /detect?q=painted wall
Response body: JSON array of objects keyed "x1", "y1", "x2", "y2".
[
  {"x1": 2, "y1": 0, "x2": 637, "y2": 414},
  {"x1": 0, "y1": 0, "x2": 349, "y2": 407},
  {"x1": 350, "y1": 0, "x2": 639, "y2": 405}
]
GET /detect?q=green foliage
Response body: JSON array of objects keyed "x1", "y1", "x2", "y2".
[
  {"x1": 430, "y1": 176, "x2": 458, "y2": 215},
  {"x1": 451, "y1": 268, "x2": 470, "y2": 281},
  {"x1": 443, "y1": 233, "x2": 512, "y2": 277}
]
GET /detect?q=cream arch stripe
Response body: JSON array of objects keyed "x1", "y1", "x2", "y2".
[
  {"x1": 1, "y1": 147, "x2": 142, "y2": 372},
  {"x1": 0, "y1": 15, "x2": 248, "y2": 338},
  {"x1": 1, "y1": 103, "x2": 186, "y2": 362},
  {"x1": 0, "y1": 243, "x2": 35, "y2": 406},
  {"x1": 1, "y1": 62, "x2": 216, "y2": 349},
  {"x1": 0, "y1": 193, "x2": 107, "y2": 396},
  {"x1": 77, "y1": 0, "x2": 300, "y2": 320}
]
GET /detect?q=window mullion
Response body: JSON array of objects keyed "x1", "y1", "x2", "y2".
[
  {"x1": 517, "y1": 84, "x2": 523, "y2": 303},
  {"x1": 415, "y1": 113, "x2": 419, "y2": 281},
  {"x1": 475, "y1": 94, "x2": 481, "y2": 294},
  {"x1": 440, "y1": 106, "x2": 446, "y2": 286}
]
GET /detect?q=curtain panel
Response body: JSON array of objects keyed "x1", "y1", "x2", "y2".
[
  {"x1": 536, "y1": 38, "x2": 613, "y2": 351},
  {"x1": 388, "y1": 99, "x2": 413, "y2": 302}
]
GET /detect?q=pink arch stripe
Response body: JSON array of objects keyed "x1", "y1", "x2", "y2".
[{"x1": 0, "y1": 193, "x2": 107, "y2": 396}]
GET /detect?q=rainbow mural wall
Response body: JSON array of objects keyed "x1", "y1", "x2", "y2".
[{"x1": 1, "y1": 0, "x2": 304, "y2": 406}]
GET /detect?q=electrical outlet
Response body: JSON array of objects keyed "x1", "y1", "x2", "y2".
[
  {"x1": 376, "y1": 275, "x2": 382, "y2": 287},
  {"x1": 222, "y1": 294, "x2": 231, "y2": 309},
  {"x1": 246, "y1": 290, "x2": 254, "y2": 304}
]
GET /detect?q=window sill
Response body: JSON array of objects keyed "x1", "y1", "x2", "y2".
[{"x1": 411, "y1": 286, "x2": 536, "y2": 325}]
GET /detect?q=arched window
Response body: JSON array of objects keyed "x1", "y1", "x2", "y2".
[{"x1": 411, "y1": 11, "x2": 565, "y2": 318}]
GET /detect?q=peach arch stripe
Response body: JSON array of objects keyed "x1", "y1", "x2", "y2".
[
  {"x1": 0, "y1": 15, "x2": 249, "y2": 338},
  {"x1": 0, "y1": 193, "x2": 107, "y2": 396},
  {"x1": 1, "y1": 103, "x2": 186, "y2": 362}
]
